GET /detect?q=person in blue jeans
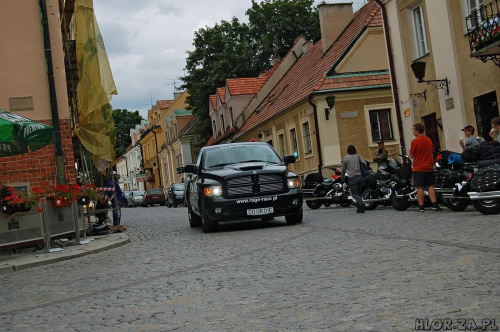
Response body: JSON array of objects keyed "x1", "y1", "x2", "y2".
[
  {"x1": 341, "y1": 144, "x2": 367, "y2": 213},
  {"x1": 107, "y1": 171, "x2": 123, "y2": 226}
]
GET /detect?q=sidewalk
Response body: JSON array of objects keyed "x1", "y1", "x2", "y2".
[{"x1": 0, "y1": 232, "x2": 130, "y2": 275}]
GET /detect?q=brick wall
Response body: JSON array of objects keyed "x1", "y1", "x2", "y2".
[{"x1": 0, "y1": 118, "x2": 77, "y2": 196}]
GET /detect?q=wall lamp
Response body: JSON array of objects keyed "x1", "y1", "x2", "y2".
[
  {"x1": 409, "y1": 90, "x2": 427, "y2": 101},
  {"x1": 410, "y1": 61, "x2": 449, "y2": 95},
  {"x1": 325, "y1": 96, "x2": 335, "y2": 120}
]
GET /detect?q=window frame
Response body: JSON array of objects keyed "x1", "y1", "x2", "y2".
[
  {"x1": 412, "y1": 4, "x2": 429, "y2": 58},
  {"x1": 288, "y1": 126, "x2": 299, "y2": 161},
  {"x1": 301, "y1": 120, "x2": 313, "y2": 154},
  {"x1": 277, "y1": 130, "x2": 286, "y2": 158}
]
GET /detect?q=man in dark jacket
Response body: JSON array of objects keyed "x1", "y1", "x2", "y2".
[{"x1": 373, "y1": 140, "x2": 388, "y2": 170}]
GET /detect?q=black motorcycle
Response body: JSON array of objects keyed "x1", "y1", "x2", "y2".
[
  {"x1": 303, "y1": 169, "x2": 352, "y2": 209},
  {"x1": 362, "y1": 158, "x2": 400, "y2": 210}
]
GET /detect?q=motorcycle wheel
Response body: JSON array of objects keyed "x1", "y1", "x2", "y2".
[
  {"x1": 306, "y1": 200, "x2": 322, "y2": 209},
  {"x1": 439, "y1": 196, "x2": 469, "y2": 212},
  {"x1": 323, "y1": 202, "x2": 331, "y2": 207},
  {"x1": 361, "y1": 188, "x2": 379, "y2": 211},
  {"x1": 471, "y1": 199, "x2": 500, "y2": 215},
  {"x1": 391, "y1": 192, "x2": 410, "y2": 211},
  {"x1": 339, "y1": 200, "x2": 351, "y2": 207}
]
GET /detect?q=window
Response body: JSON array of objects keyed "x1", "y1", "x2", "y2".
[
  {"x1": 413, "y1": 4, "x2": 428, "y2": 58},
  {"x1": 289, "y1": 128, "x2": 299, "y2": 158},
  {"x1": 212, "y1": 120, "x2": 217, "y2": 136},
  {"x1": 278, "y1": 133, "x2": 286, "y2": 157},
  {"x1": 301, "y1": 122, "x2": 312, "y2": 153},
  {"x1": 220, "y1": 115, "x2": 225, "y2": 132},
  {"x1": 369, "y1": 109, "x2": 394, "y2": 142},
  {"x1": 467, "y1": 0, "x2": 484, "y2": 28},
  {"x1": 229, "y1": 108, "x2": 234, "y2": 127}
]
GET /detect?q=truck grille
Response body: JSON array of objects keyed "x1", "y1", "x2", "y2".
[{"x1": 226, "y1": 174, "x2": 285, "y2": 197}]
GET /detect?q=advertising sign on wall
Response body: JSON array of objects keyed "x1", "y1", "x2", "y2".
[{"x1": 136, "y1": 173, "x2": 147, "y2": 182}]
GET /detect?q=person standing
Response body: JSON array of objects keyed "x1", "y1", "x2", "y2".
[
  {"x1": 373, "y1": 140, "x2": 388, "y2": 169},
  {"x1": 410, "y1": 123, "x2": 442, "y2": 212},
  {"x1": 459, "y1": 125, "x2": 480, "y2": 150},
  {"x1": 108, "y1": 171, "x2": 123, "y2": 226},
  {"x1": 341, "y1": 145, "x2": 366, "y2": 213}
]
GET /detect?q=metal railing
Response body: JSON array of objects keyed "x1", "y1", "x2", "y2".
[{"x1": 466, "y1": 0, "x2": 500, "y2": 54}]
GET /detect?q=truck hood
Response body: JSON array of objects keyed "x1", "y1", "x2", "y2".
[{"x1": 203, "y1": 162, "x2": 295, "y2": 180}]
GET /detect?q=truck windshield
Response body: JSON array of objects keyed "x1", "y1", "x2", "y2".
[{"x1": 203, "y1": 144, "x2": 282, "y2": 169}]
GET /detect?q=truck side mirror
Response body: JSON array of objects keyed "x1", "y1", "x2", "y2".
[
  {"x1": 283, "y1": 155, "x2": 296, "y2": 165},
  {"x1": 184, "y1": 164, "x2": 197, "y2": 174}
]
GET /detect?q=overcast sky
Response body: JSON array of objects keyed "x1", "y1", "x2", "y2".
[{"x1": 93, "y1": 1, "x2": 365, "y2": 120}]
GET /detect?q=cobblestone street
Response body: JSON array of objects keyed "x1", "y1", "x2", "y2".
[{"x1": 0, "y1": 204, "x2": 499, "y2": 331}]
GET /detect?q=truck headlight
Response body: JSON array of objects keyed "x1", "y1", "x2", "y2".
[
  {"x1": 287, "y1": 178, "x2": 301, "y2": 189},
  {"x1": 203, "y1": 186, "x2": 222, "y2": 196}
]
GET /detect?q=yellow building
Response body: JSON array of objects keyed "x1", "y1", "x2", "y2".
[
  {"x1": 234, "y1": 2, "x2": 399, "y2": 178},
  {"x1": 380, "y1": 0, "x2": 500, "y2": 152}
]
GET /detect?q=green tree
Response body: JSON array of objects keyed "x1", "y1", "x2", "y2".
[
  {"x1": 112, "y1": 108, "x2": 144, "y2": 158},
  {"x1": 247, "y1": 0, "x2": 320, "y2": 66},
  {"x1": 181, "y1": 0, "x2": 320, "y2": 144}
]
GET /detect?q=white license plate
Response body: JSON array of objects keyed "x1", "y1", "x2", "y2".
[{"x1": 247, "y1": 207, "x2": 274, "y2": 216}]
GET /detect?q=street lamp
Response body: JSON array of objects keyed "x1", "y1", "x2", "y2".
[{"x1": 410, "y1": 61, "x2": 449, "y2": 95}]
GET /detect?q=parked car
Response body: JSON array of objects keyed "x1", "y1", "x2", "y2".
[
  {"x1": 142, "y1": 188, "x2": 166, "y2": 207},
  {"x1": 166, "y1": 183, "x2": 185, "y2": 208},
  {"x1": 184, "y1": 142, "x2": 303, "y2": 233},
  {"x1": 120, "y1": 191, "x2": 130, "y2": 208},
  {"x1": 127, "y1": 190, "x2": 145, "y2": 207}
]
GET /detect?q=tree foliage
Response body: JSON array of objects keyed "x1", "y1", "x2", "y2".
[
  {"x1": 112, "y1": 108, "x2": 144, "y2": 158},
  {"x1": 181, "y1": 0, "x2": 320, "y2": 144}
]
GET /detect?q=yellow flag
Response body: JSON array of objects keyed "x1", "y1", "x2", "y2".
[{"x1": 73, "y1": 0, "x2": 118, "y2": 166}]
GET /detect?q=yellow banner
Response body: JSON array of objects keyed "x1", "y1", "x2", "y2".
[{"x1": 73, "y1": 0, "x2": 118, "y2": 167}]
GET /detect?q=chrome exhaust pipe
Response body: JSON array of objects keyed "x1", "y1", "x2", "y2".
[
  {"x1": 363, "y1": 197, "x2": 391, "y2": 202},
  {"x1": 467, "y1": 191, "x2": 500, "y2": 200}
]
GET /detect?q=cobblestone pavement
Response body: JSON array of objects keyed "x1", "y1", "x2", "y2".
[{"x1": 0, "y1": 203, "x2": 498, "y2": 331}]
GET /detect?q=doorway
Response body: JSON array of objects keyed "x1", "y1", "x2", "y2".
[
  {"x1": 422, "y1": 113, "x2": 441, "y2": 156},
  {"x1": 474, "y1": 91, "x2": 499, "y2": 141}
]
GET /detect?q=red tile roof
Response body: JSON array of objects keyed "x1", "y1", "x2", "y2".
[
  {"x1": 157, "y1": 100, "x2": 174, "y2": 109},
  {"x1": 209, "y1": 94, "x2": 217, "y2": 109},
  {"x1": 318, "y1": 71, "x2": 390, "y2": 91},
  {"x1": 237, "y1": 2, "x2": 381, "y2": 136},
  {"x1": 217, "y1": 87, "x2": 226, "y2": 104},
  {"x1": 227, "y1": 77, "x2": 266, "y2": 96}
]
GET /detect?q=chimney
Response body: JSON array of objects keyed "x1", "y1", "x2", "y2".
[
  {"x1": 302, "y1": 40, "x2": 313, "y2": 54},
  {"x1": 318, "y1": 2, "x2": 354, "y2": 53}
]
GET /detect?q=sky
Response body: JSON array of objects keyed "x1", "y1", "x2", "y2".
[{"x1": 93, "y1": 1, "x2": 366, "y2": 120}]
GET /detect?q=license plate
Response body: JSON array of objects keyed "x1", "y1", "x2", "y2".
[{"x1": 247, "y1": 207, "x2": 274, "y2": 216}]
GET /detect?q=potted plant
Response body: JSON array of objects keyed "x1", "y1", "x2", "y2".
[
  {"x1": 53, "y1": 184, "x2": 81, "y2": 207},
  {"x1": 2, "y1": 187, "x2": 44, "y2": 214},
  {"x1": 78, "y1": 184, "x2": 101, "y2": 205}
]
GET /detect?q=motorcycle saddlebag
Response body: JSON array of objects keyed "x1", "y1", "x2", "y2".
[
  {"x1": 435, "y1": 169, "x2": 460, "y2": 188},
  {"x1": 469, "y1": 164, "x2": 500, "y2": 192}
]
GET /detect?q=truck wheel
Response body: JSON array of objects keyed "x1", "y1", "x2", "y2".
[
  {"x1": 285, "y1": 210, "x2": 303, "y2": 224},
  {"x1": 471, "y1": 199, "x2": 500, "y2": 215},
  {"x1": 188, "y1": 202, "x2": 202, "y2": 227},
  {"x1": 306, "y1": 200, "x2": 322, "y2": 209},
  {"x1": 201, "y1": 202, "x2": 218, "y2": 233}
]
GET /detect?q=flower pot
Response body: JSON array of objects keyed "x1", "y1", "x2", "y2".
[
  {"x1": 78, "y1": 196, "x2": 91, "y2": 205},
  {"x1": 1, "y1": 204, "x2": 31, "y2": 214},
  {"x1": 54, "y1": 197, "x2": 72, "y2": 207},
  {"x1": 2, "y1": 204, "x2": 16, "y2": 214}
]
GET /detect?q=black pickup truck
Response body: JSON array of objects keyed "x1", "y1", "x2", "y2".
[{"x1": 183, "y1": 142, "x2": 303, "y2": 233}]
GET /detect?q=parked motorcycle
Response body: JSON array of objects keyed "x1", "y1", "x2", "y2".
[
  {"x1": 303, "y1": 169, "x2": 352, "y2": 209},
  {"x1": 362, "y1": 157, "x2": 400, "y2": 210},
  {"x1": 433, "y1": 150, "x2": 472, "y2": 212},
  {"x1": 390, "y1": 155, "x2": 426, "y2": 211}
]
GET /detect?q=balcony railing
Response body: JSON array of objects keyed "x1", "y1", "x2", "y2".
[{"x1": 466, "y1": 0, "x2": 500, "y2": 66}]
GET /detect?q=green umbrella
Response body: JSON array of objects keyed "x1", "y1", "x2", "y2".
[{"x1": 0, "y1": 109, "x2": 55, "y2": 157}]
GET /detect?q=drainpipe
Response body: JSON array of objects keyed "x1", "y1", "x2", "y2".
[
  {"x1": 308, "y1": 94, "x2": 324, "y2": 175},
  {"x1": 374, "y1": 0, "x2": 406, "y2": 154},
  {"x1": 152, "y1": 126, "x2": 163, "y2": 188},
  {"x1": 40, "y1": 0, "x2": 66, "y2": 184}
]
